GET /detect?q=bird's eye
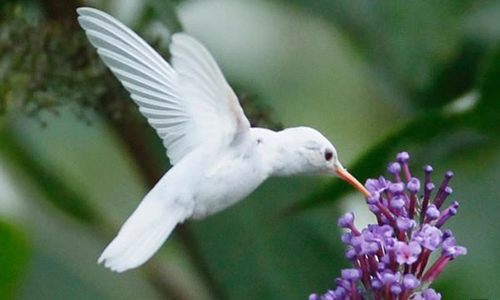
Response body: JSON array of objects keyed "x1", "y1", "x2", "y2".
[{"x1": 324, "y1": 150, "x2": 333, "y2": 161}]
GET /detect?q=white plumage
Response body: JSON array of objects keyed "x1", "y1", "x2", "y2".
[{"x1": 77, "y1": 7, "x2": 369, "y2": 272}]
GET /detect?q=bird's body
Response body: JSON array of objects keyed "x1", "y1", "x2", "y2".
[
  {"x1": 77, "y1": 7, "x2": 370, "y2": 272},
  {"x1": 155, "y1": 128, "x2": 267, "y2": 220}
]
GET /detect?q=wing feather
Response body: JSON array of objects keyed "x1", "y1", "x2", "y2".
[
  {"x1": 77, "y1": 7, "x2": 250, "y2": 165},
  {"x1": 78, "y1": 9, "x2": 173, "y2": 77},
  {"x1": 170, "y1": 34, "x2": 250, "y2": 141}
]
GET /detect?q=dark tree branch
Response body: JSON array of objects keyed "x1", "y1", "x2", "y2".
[{"x1": 37, "y1": 0, "x2": 83, "y2": 25}]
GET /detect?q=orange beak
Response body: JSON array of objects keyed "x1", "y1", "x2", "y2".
[{"x1": 336, "y1": 166, "x2": 371, "y2": 197}]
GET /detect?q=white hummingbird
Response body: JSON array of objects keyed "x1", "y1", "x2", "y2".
[{"x1": 77, "y1": 7, "x2": 370, "y2": 272}]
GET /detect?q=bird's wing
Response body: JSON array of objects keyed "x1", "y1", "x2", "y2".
[{"x1": 77, "y1": 7, "x2": 250, "y2": 165}]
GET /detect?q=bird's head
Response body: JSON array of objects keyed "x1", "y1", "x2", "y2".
[{"x1": 276, "y1": 127, "x2": 370, "y2": 197}]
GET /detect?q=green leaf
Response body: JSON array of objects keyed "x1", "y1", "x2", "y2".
[
  {"x1": 423, "y1": 142, "x2": 500, "y2": 300},
  {"x1": 0, "y1": 130, "x2": 104, "y2": 226},
  {"x1": 271, "y1": 0, "x2": 478, "y2": 109},
  {"x1": 143, "y1": 0, "x2": 183, "y2": 33},
  {"x1": 414, "y1": 38, "x2": 485, "y2": 109},
  {"x1": 471, "y1": 43, "x2": 500, "y2": 135},
  {"x1": 0, "y1": 220, "x2": 30, "y2": 299}
]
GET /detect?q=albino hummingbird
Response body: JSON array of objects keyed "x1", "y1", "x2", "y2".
[{"x1": 77, "y1": 7, "x2": 370, "y2": 272}]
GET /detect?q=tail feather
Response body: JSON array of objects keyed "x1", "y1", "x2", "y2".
[{"x1": 98, "y1": 196, "x2": 187, "y2": 272}]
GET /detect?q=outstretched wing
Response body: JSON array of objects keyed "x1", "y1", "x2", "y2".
[{"x1": 77, "y1": 7, "x2": 250, "y2": 165}]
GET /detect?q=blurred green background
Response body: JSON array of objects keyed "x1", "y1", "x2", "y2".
[{"x1": 1, "y1": 0, "x2": 499, "y2": 299}]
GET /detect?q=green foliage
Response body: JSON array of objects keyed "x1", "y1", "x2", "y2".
[
  {"x1": 274, "y1": 0, "x2": 480, "y2": 107},
  {"x1": 145, "y1": 0, "x2": 183, "y2": 33},
  {"x1": 0, "y1": 130, "x2": 104, "y2": 226},
  {"x1": 0, "y1": 220, "x2": 29, "y2": 299},
  {"x1": 232, "y1": 82, "x2": 283, "y2": 130},
  {"x1": 1, "y1": 1, "x2": 500, "y2": 300},
  {"x1": 0, "y1": 5, "x2": 137, "y2": 125},
  {"x1": 472, "y1": 43, "x2": 500, "y2": 135}
]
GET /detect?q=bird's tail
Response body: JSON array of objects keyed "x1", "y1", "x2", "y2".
[{"x1": 98, "y1": 193, "x2": 188, "y2": 272}]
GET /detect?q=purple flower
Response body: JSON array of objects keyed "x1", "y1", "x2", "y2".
[
  {"x1": 413, "y1": 224, "x2": 442, "y2": 251},
  {"x1": 389, "y1": 182, "x2": 405, "y2": 194},
  {"x1": 445, "y1": 245, "x2": 467, "y2": 259},
  {"x1": 341, "y1": 232, "x2": 352, "y2": 244},
  {"x1": 380, "y1": 270, "x2": 400, "y2": 284},
  {"x1": 322, "y1": 293, "x2": 334, "y2": 300},
  {"x1": 371, "y1": 224, "x2": 394, "y2": 243},
  {"x1": 435, "y1": 201, "x2": 459, "y2": 228},
  {"x1": 308, "y1": 294, "x2": 320, "y2": 300},
  {"x1": 395, "y1": 241, "x2": 421, "y2": 265},
  {"x1": 425, "y1": 204, "x2": 440, "y2": 220},
  {"x1": 413, "y1": 288, "x2": 443, "y2": 300},
  {"x1": 335, "y1": 278, "x2": 349, "y2": 290},
  {"x1": 308, "y1": 152, "x2": 466, "y2": 300},
  {"x1": 424, "y1": 165, "x2": 433, "y2": 174},
  {"x1": 396, "y1": 217, "x2": 416, "y2": 232},
  {"x1": 331, "y1": 287, "x2": 347, "y2": 299},
  {"x1": 442, "y1": 236, "x2": 467, "y2": 259},
  {"x1": 403, "y1": 274, "x2": 420, "y2": 289},
  {"x1": 387, "y1": 162, "x2": 401, "y2": 175},
  {"x1": 407, "y1": 178, "x2": 421, "y2": 193},
  {"x1": 381, "y1": 254, "x2": 391, "y2": 265},
  {"x1": 368, "y1": 204, "x2": 380, "y2": 213},
  {"x1": 345, "y1": 248, "x2": 357, "y2": 261},
  {"x1": 397, "y1": 152, "x2": 410, "y2": 164},
  {"x1": 341, "y1": 268, "x2": 362, "y2": 281},
  {"x1": 423, "y1": 288, "x2": 442, "y2": 300},
  {"x1": 366, "y1": 191, "x2": 380, "y2": 204},
  {"x1": 390, "y1": 195, "x2": 406, "y2": 209},
  {"x1": 350, "y1": 235, "x2": 362, "y2": 249},
  {"x1": 349, "y1": 231, "x2": 380, "y2": 256},
  {"x1": 366, "y1": 176, "x2": 390, "y2": 194},
  {"x1": 390, "y1": 283, "x2": 402, "y2": 295},
  {"x1": 337, "y1": 212, "x2": 354, "y2": 229},
  {"x1": 360, "y1": 241, "x2": 379, "y2": 255},
  {"x1": 371, "y1": 277, "x2": 383, "y2": 290}
]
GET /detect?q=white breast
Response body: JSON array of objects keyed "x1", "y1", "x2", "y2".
[{"x1": 189, "y1": 139, "x2": 268, "y2": 219}]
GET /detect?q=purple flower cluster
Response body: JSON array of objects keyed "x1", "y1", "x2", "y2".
[{"x1": 309, "y1": 152, "x2": 466, "y2": 300}]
